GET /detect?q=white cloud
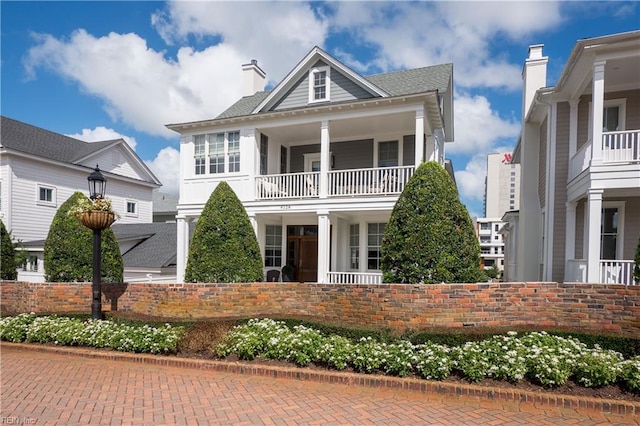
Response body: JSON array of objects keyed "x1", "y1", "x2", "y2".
[
  {"x1": 145, "y1": 147, "x2": 180, "y2": 195},
  {"x1": 448, "y1": 93, "x2": 520, "y2": 155},
  {"x1": 151, "y1": 1, "x2": 328, "y2": 86},
  {"x1": 67, "y1": 126, "x2": 137, "y2": 150},
  {"x1": 328, "y1": 1, "x2": 563, "y2": 90}
]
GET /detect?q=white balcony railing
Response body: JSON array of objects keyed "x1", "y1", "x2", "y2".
[
  {"x1": 599, "y1": 260, "x2": 636, "y2": 285},
  {"x1": 255, "y1": 166, "x2": 414, "y2": 200},
  {"x1": 569, "y1": 130, "x2": 640, "y2": 181},
  {"x1": 256, "y1": 172, "x2": 319, "y2": 199},
  {"x1": 326, "y1": 271, "x2": 383, "y2": 284},
  {"x1": 569, "y1": 141, "x2": 592, "y2": 181},
  {"x1": 602, "y1": 130, "x2": 640, "y2": 163},
  {"x1": 329, "y1": 166, "x2": 414, "y2": 197}
]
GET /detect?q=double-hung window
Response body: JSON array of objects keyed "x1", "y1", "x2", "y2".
[
  {"x1": 209, "y1": 133, "x2": 225, "y2": 174},
  {"x1": 309, "y1": 66, "x2": 330, "y2": 103},
  {"x1": 378, "y1": 141, "x2": 399, "y2": 167},
  {"x1": 194, "y1": 135, "x2": 206, "y2": 175},
  {"x1": 264, "y1": 225, "x2": 282, "y2": 267},
  {"x1": 367, "y1": 223, "x2": 385, "y2": 270},
  {"x1": 193, "y1": 131, "x2": 241, "y2": 175},
  {"x1": 349, "y1": 224, "x2": 359, "y2": 270}
]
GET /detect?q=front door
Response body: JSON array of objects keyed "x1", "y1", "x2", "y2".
[{"x1": 287, "y1": 225, "x2": 318, "y2": 282}]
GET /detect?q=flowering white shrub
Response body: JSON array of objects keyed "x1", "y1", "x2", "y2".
[{"x1": 0, "y1": 314, "x2": 183, "y2": 354}]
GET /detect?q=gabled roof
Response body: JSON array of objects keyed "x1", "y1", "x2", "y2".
[
  {"x1": 214, "y1": 62, "x2": 452, "y2": 121},
  {"x1": 112, "y1": 223, "x2": 176, "y2": 269},
  {"x1": 1, "y1": 116, "x2": 160, "y2": 186},
  {"x1": 0, "y1": 116, "x2": 118, "y2": 163},
  {"x1": 152, "y1": 190, "x2": 178, "y2": 214},
  {"x1": 253, "y1": 46, "x2": 389, "y2": 114}
]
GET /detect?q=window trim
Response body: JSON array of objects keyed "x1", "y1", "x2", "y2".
[
  {"x1": 36, "y1": 184, "x2": 56, "y2": 207},
  {"x1": 601, "y1": 201, "x2": 625, "y2": 260},
  {"x1": 308, "y1": 66, "x2": 330, "y2": 104},
  {"x1": 375, "y1": 139, "x2": 401, "y2": 168},
  {"x1": 193, "y1": 131, "x2": 241, "y2": 176},
  {"x1": 125, "y1": 200, "x2": 138, "y2": 218},
  {"x1": 349, "y1": 224, "x2": 359, "y2": 271},
  {"x1": 366, "y1": 222, "x2": 385, "y2": 271},
  {"x1": 264, "y1": 224, "x2": 283, "y2": 267},
  {"x1": 588, "y1": 98, "x2": 627, "y2": 140}
]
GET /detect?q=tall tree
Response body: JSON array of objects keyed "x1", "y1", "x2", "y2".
[
  {"x1": 0, "y1": 219, "x2": 18, "y2": 280},
  {"x1": 381, "y1": 162, "x2": 484, "y2": 284},
  {"x1": 44, "y1": 192, "x2": 123, "y2": 283},
  {"x1": 185, "y1": 182, "x2": 263, "y2": 283}
]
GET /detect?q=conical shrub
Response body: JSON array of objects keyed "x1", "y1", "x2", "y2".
[
  {"x1": 185, "y1": 182, "x2": 263, "y2": 283},
  {"x1": 381, "y1": 162, "x2": 484, "y2": 284},
  {"x1": 0, "y1": 219, "x2": 18, "y2": 280},
  {"x1": 44, "y1": 192, "x2": 123, "y2": 283}
]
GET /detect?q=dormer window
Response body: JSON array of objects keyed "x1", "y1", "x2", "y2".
[{"x1": 309, "y1": 66, "x2": 330, "y2": 103}]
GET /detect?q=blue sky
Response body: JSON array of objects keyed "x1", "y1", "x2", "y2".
[{"x1": 2, "y1": 1, "x2": 638, "y2": 217}]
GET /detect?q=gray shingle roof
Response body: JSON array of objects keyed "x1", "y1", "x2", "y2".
[
  {"x1": 1, "y1": 116, "x2": 119, "y2": 163},
  {"x1": 112, "y1": 223, "x2": 176, "y2": 269},
  {"x1": 152, "y1": 190, "x2": 178, "y2": 214},
  {"x1": 214, "y1": 63, "x2": 452, "y2": 120}
]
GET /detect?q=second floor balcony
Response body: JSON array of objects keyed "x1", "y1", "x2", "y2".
[
  {"x1": 569, "y1": 129, "x2": 640, "y2": 182},
  {"x1": 255, "y1": 165, "x2": 415, "y2": 200}
]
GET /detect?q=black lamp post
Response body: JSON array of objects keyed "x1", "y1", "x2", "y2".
[{"x1": 88, "y1": 165, "x2": 107, "y2": 319}]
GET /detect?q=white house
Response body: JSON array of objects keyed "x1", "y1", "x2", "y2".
[
  {"x1": 0, "y1": 116, "x2": 162, "y2": 281},
  {"x1": 167, "y1": 46, "x2": 455, "y2": 284},
  {"x1": 507, "y1": 31, "x2": 640, "y2": 285}
]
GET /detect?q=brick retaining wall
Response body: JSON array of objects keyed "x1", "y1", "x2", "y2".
[{"x1": 1, "y1": 281, "x2": 639, "y2": 335}]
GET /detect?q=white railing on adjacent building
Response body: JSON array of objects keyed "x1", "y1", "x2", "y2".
[
  {"x1": 326, "y1": 271, "x2": 383, "y2": 284},
  {"x1": 599, "y1": 260, "x2": 636, "y2": 285},
  {"x1": 569, "y1": 141, "x2": 592, "y2": 181},
  {"x1": 602, "y1": 130, "x2": 640, "y2": 163}
]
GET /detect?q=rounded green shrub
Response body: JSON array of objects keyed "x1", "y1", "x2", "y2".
[
  {"x1": 0, "y1": 219, "x2": 18, "y2": 280},
  {"x1": 381, "y1": 162, "x2": 484, "y2": 284},
  {"x1": 44, "y1": 191, "x2": 123, "y2": 283},
  {"x1": 185, "y1": 181, "x2": 263, "y2": 283}
]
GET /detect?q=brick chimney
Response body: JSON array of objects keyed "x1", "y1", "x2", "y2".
[
  {"x1": 521, "y1": 45, "x2": 548, "y2": 120},
  {"x1": 242, "y1": 59, "x2": 266, "y2": 97}
]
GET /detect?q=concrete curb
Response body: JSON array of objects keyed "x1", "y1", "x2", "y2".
[{"x1": 3, "y1": 342, "x2": 638, "y2": 419}]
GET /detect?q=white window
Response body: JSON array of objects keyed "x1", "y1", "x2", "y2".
[
  {"x1": 126, "y1": 200, "x2": 138, "y2": 217},
  {"x1": 367, "y1": 223, "x2": 385, "y2": 270},
  {"x1": 193, "y1": 131, "x2": 241, "y2": 175},
  {"x1": 37, "y1": 184, "x2": 55, "y2": 206},
  {"x1": 264, "y1": 225, "x2": 282, "y2": 267},
  {"x1": 309, "y1": 66, "x2": 330, "y2": 103},
  {"x1": 588, "y1": 99, "x2": 626, "y2": 139},
  {"x1": 349, "y1": 224, "x2": 359, "y2": 270},
  {"x1": 378, "y1": 141, "x2": 399, "y2": 167},
  {"x1": 601, "y1": 203, "x2": 625, "y2": 260},
  {"x1": 194, "y1": 135, "x2": 206, "y2": 175},
  {"x1": 480, "y1": 222, "x2": 490, "y2": 230}
]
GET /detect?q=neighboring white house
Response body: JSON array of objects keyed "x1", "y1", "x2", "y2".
[
  {"x1": 0, "y1": 116, "x2": 162, "y2": 281},
  {"x1": 506, "y1": 31, "x2": 640, "y2": 285},
  {"x1": 167, "y1": 46, "x2": 455, "y2": 284},
  {"x1": 476, "y1": 152, "x2": 521, "y2": 273}
]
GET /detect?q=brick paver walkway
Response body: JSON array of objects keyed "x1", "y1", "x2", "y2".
[{"x1": 1, "y1": 345, "x2": 637, "y2": 425}]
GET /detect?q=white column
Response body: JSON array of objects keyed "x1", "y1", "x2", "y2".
[
  {"x1": 591, "y1": 61, "x2": 606, "y2": 164},
  {"x1": 564, "y1": 201, "x2": 577, "y2": 281},
  {"x1": 568, "y1": 99, "x2": 579, "y2": 160},
  {"x1": 415, "y1": 107, "x2": 425, "y2": 167},
  {"x1": 176, "y1": 215, "x2": 189, "y2": 283},
  {"x1": 586, "y1": 188, "x2": 603, "y2": 283},
  {"x1": 245, "y1": 129, "x2": 257, "y2": 200},
  {"x1": 359, "y1": 219, "x2": 367, "y2": 273},
  {"x1": 317, "y1": 211, "x2": 330, "y2": 283},
  {"x1": 319, "y1": 121, "x2": 330, "y2": 198},
  {"x1": 248, "y1": 213, "x2": 258, "y2": 236}
]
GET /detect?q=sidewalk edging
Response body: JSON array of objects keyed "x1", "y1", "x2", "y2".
[{"x1": 3, "y1": 342, "x2": 638, "y2": 418}]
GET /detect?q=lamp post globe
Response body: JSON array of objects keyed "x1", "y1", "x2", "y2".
[{"x1": 87, "y1": 165, "x2": 107, "y2": 200}]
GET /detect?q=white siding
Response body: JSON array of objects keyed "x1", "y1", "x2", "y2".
[
  {"x1": 6, "y1": 155, "x2": 153, "y2": 242},
  {"x1": 78, "y1": 144, "x2": 148, "y2": 181}
]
